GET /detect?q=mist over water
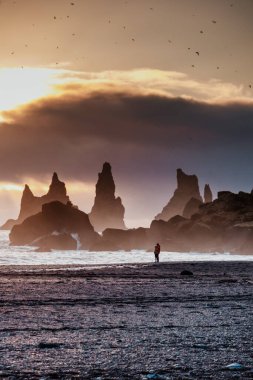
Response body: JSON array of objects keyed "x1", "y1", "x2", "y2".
[{"x1": 0, "y1": 231, "x2": 253, "y2": 266}]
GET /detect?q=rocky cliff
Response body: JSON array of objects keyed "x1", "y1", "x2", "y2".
[
  {"x1": 1, "y1": 173, "x2": 70, "y2": 230},
  {"x1": 155, "y1": 168, "x2": 202, "y2": 221},
  {"x1": 89, "y1": 162, "x2": 126, "y2": 232}
]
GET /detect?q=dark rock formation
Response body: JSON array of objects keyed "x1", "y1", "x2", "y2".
[
  {"x1": 34, "y1": 233, "x2": 77, "y2": 252},
  {"x1": 1, "y1": 173, "x2": 70, "y2": 230},
  {"x1": 89, "y1": 162, "x2": 126, "y2": 232},
  {"x1": 98, "y1": 227, "x2": 149, "y2": 251},
  {"x1": 183, "y1": 197, "x2": 203, "y2": 219},
  {"x1": 180, "y1": 270, "x2": 193, "y2": 276},
  {"x1": 204, "y1": 184, "x2": 213, "y2": 203},
  {"x1": 155, "y1": 169, "x2": 202, "y2": 221},
  {"x1": 10, "y1": 201, "x2": 99, "y2": 250}
]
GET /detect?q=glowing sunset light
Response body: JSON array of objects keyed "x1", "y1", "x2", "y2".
[{"x1": 0, "y1": 67, "x2": 64, "y2": 113}]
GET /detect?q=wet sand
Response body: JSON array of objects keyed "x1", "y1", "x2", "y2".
[{"x1": 0, "y1": 261, "x2": 252, "y2": 379}]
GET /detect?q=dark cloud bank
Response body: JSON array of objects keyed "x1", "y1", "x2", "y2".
[{"x1": 1, "y1": 88, "x2": 253, "y2": 203}]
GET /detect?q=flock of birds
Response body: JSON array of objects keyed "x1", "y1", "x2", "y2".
[{"x1": 1, "y1": 0, "x2": 252, "y2": 89}]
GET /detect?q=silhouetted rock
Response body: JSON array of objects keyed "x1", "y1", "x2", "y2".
[
  {"x1": 34, "y1": 233, "x2": 77, "y2": 252},
  {"x1": 150, "y1": 215, "x2": 187, "y2": 239},
  {"x1": 10, "y1": 201, "x2": 99, "y2": 250},
  {"x1": 181, "y1": 270, "x2": 193, "y2": 276},
  {"x1": 89, "y1": 162, "x2": 126, "y2": 232},
  {"x1": 155, "y1": 169, "x2": 202, "y2": 221},
  {"x1": 96, "y1": 186, "x2": 253, "y2": 253},
  {"x1": 1, "y1": 173, "x2": 70, "y2": 230},
  {"x1": 38, "y1": 342, "x2": 63, "y2": 349},
  {"x1": 204, "y1": 184, "x2": 213, "y2": 203},
  {"x1": 183, "y1": 197, "x2": 203, "y2": 218},
  {"x1": 97, "y1": 227, "x2": 149, "y2": 251}
]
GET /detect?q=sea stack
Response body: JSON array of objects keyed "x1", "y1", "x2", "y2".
[
  {"x1": 10, "y1": 200, "x2": 99, "y2": 250},
  {"x1": 204, "y1": 184, "x2": 213, "y2": 203},
  {"x1": 1, "y1": 172, "x2": 70, "y2": 230},
  {"x1": 89, "y1": 162, "x2": 126, "y2": 232},
  {"x1": 155, "y1": 168, "x2": 202, "y2": 221}
]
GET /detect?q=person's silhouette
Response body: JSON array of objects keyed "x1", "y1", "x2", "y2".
[{"x1": 154, "y1": 243, "x2": 161, "y2": 263}]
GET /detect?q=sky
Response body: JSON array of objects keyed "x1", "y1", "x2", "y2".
[{"x1": 0, "y1": 0, "x2": 253, "y2": 227}]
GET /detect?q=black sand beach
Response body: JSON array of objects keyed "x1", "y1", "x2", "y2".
[{"x1": 0, "y1": 261, "x2": 252, "y2": 379}]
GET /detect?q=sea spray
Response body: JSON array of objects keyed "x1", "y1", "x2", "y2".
[{"x1": 71, "y1": 233, "x2": 81, "y2": 250}]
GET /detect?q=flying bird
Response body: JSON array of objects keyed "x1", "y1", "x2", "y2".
[
  {"x1": 212, "y1": 20, "x2": 217, "y2": 24},
  {"x1": 70, "y1": 2, "x2": 75, "y2": 5},
  {"x1": 200, "y1": 30, "x2": 204, "y2": 34},
  {"x1": 195, "y1": 51, "x2": 200, "y2": 56},
  {"x1": 132, "y1": 38, "x2": 135, "y2": 42},
  {"x1": 249, "y1": 84, "x2": 252, "y2": 88}
]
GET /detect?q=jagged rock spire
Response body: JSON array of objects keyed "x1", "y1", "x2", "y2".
[
  {"x1": 155, "y1": 168, "x2": 203, "y2": 221},
  {"x1": 204, "y1": 184, "x2": 213, "y2": 203},
  {"x1": 89, "y1": 162, "x2": 126, "y2": 232},
  {"x1": 47, "y1": 172, "x2": 68, "y2": 200},
  {"x1": 1, "y1": 173, "x2": 70, "y2": 229}
]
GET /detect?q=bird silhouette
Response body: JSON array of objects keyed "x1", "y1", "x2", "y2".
[{"x1": 195, "y1": 51, "x2": 200, "y2": 56}]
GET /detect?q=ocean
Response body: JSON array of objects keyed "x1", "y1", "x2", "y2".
[{"x1": 0, "y1": 231, "x2": 253, "y2": 266}]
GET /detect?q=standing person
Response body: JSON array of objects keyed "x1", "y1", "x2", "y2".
[{"x1": 154, "y1": 243, "x2": 161, "y2": 263}]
